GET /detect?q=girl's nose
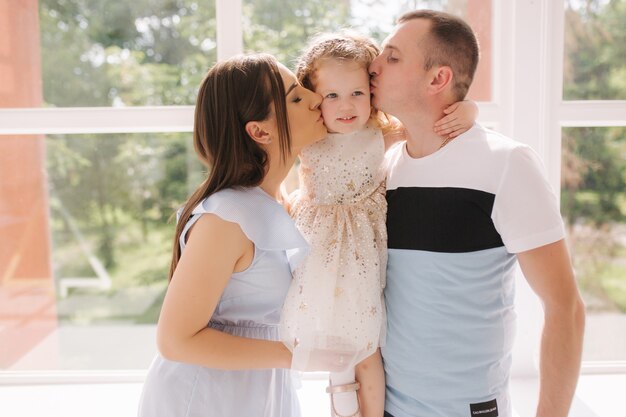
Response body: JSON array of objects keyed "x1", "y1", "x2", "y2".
[{"x1": 339, "y1": 98, "x2": 353, "y2": 109}]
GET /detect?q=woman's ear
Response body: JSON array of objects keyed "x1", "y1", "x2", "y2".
[
  {"x1": 245, "y1": 121, "x2": 273, "y2": 144},
  {"x1": 427, "y1": 66, "x2": 454, "y2": 95}
]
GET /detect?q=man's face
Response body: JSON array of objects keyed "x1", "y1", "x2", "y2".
[{"x1": 369, "y1": 19, "x2": 431, "y2": 117}]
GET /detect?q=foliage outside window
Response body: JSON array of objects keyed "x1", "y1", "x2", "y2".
[
  {"x1": 563, "y1": 0, "x2": 626, "y2": 100},
  {"x1": 561, "y1": 0, "x2": 626, "y2": 361},
  {"x1": 40, "y1": 0, "x2": 217, "y2": 107}
]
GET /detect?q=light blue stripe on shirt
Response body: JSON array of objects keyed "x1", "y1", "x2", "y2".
[{"x1": 383, "y1": 246, "x2": 517, "y2": 417}]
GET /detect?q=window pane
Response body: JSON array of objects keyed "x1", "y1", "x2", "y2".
[
  {"x1": 243, "y1": 0, "x2": 492, "y2": 101},
  {"x1": 563, "y1": 0, "x2": 626, "y2": 100},
  {"x1": 561, "y1": 126, "x2": 626, "y2": 361},
  {"x1": 0, "y1": 132, "x2": 202, "y2": 370},
  {"x1": 0, "y1": 1, "x2": 216, "y2": 108}
]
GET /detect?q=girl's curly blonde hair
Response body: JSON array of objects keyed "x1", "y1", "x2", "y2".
[{"x1": 295, "y1": 30, "x2": 403, "y2": 137}]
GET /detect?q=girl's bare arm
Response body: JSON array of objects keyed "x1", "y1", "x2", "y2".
[{"x1": 356, "y1": 349, "x2": 385, "y2": 417}]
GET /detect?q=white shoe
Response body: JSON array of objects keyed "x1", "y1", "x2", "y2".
[{"x1": 326, "y1": 381, "x2": 362, "y2": 417}]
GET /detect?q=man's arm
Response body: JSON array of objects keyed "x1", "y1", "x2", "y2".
[{"x1": 517, "y1": 239, "x2": 586, "y2": 417}]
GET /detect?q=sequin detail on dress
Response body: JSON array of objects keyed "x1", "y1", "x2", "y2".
[{"x1": 280, "y1": 125, "x2": 387, "y2": 372}]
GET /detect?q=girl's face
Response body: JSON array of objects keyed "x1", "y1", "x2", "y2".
[
  {"x1": 277, "y1": 64, "x2": 327, "y2": 153},
  {"x1": 314, "y1": 59, "x2": 372, "y2": 134}
]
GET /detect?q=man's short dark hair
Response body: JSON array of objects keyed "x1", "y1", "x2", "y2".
[{"x1": 399, "y1": 10, "x2": 479, "y2": 100}]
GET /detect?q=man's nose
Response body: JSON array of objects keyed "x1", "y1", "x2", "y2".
[{"x1": 369, "y1": 58, "x2": 379, "y2": 77}]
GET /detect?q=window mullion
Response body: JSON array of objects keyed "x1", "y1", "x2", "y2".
[
  {"x1": 0, "y1": 106, "x2": 194, "y2": 135},
  {"x1": 559, "y1": 101, "x2": 626, "y2": 127},
  {"x1": 216, "y1": 0, "x2": 243, "y2": 60}
]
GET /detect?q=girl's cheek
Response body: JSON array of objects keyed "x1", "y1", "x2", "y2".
[{"x1": 320, "y1": 102, "x2": 333, "y2": 119}]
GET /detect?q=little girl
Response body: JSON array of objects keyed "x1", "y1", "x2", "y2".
[{"x1": 280, "y1": 32, "x2": 477, "y2": 417}]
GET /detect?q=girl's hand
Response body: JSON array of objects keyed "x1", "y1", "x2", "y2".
[{"x1": 434, "y1": 100, "x2": 478, "y2": 139}]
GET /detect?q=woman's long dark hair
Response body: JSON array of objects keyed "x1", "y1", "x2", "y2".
[{"x1": 169, "y1": 54, "x2": 292, "y2": 280}]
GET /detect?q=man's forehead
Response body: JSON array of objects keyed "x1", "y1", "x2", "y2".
[
  {"x1": 381, "y1": 33, "x2": 400, "y2": 51},
  {"x1": 381, "y1": 23, "x2": 412, "y2": 50},
  {"x1": 384, "y1": 44, "x2": 400, "y2": 53},
  {"x1": 382, "y1": 21, "x2": 427, "y2": 52}
]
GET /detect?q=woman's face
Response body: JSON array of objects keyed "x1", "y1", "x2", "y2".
[{"x1": 277, "y1": 64, "x2": 326, "y2": 153}]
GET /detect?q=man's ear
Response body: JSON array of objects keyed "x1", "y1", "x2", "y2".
[
  {"x1": 427, "y1": 66, "x2": 454, "y2": 95},
  {"x1": 245, "y1": 120, "x2": 273, "y2": 145}
]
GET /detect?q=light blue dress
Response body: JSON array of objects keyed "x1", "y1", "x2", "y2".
[{"x1": 138, "y1": 187, "x2": 308, "y2": 417}]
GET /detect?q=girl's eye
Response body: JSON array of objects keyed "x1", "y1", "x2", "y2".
[
  {"x1": 292, "y1": 97, "x2": 302, "y2": 103},
  {"x1": 387, "y1": 56, "x2": 398, "y2": 63},
  {"x1": 325, "y1": 93, "x2": 337, "y2": 99},
  {"x1": 352, "y1": 91, "x2": 364, "y2": 96}
]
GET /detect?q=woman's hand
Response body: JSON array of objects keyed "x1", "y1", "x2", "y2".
[
  {"x1": 290, "y1": 346, "x2": 363, "y2": 373},
  {"x1": 434, "y1": 100, "x2": 479, "y2": 139}
]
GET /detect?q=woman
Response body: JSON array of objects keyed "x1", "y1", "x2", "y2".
[{"x1": 138, "y1": 53, "x2": 327, "y2": 417}]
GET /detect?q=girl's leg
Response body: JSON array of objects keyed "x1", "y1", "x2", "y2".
[
  {"x1": 355, "y1": 349, "x2": 385, "y2": 417},
  {"x1": 329, "y1": 368, "x2": 359, "y2": 416}
]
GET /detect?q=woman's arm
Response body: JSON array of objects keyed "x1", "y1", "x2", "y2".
[
  {"x1": 434, "y1": 100, "x2": 479, "y2": 138},
  {"x1": 156, "y1": 214, "x2": 292, "y2": 370}
]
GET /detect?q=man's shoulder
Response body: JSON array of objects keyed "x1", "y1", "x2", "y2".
[
  {"x1": 461, "y1": 124, "x2": 527, "y2": 154},
  {"x1": 445, "y1": 126, "x2": 535, "y2": 178}
]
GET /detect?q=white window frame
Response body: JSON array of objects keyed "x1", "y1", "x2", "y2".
[
  {"x1": 0, "y1": 0, "x2": 625, "y2": 378},
  {"x1": 497, "y1": 0, "x2": 626, "y2": 377}
]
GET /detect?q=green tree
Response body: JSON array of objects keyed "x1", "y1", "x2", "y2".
[
  {"x1": 564, "y1": 0, "x2": 626, "y2": 100},
  {"x1": 40, "y1": 0, "x2": 217, "y2": 106},
  {"x1": 243, "y1": 0, "x2": 352, "y2": 66}
]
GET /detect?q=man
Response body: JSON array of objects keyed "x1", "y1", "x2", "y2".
[{"x1": 369, "y1": 10, "x2": 585, "y2": 417}]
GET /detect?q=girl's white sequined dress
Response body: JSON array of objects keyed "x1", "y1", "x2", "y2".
[{"x1": 280, "y1": 124, "x2": 387, "y2": 372}]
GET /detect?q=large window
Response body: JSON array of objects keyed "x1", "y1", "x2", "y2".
[
  {"x1": 561, "y1": 0, "x2": 626, "y2": 365},
  {"x1": 1, "y1": 0, "x2": 213, "y2": 371}
]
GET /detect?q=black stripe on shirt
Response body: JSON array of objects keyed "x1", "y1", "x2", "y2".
[{"x1": 386, "y1": 187, "x2": 504, "y2": 253}]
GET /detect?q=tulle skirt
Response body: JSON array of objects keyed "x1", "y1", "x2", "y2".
[{"x1": 280, "y1": 183, "x2": 387, "y2": 372}]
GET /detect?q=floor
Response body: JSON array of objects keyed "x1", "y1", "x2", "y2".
[
  {"x1": 0, "y1": 373, "x2": 624, "y2": 417},
  {"x1": 2, "y1": 316, "x2": 625, "y2": 416}
]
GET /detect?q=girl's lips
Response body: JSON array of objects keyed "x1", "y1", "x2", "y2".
[{"x1": 336, "y1": 116, "x2": 357, "y2": 123}]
